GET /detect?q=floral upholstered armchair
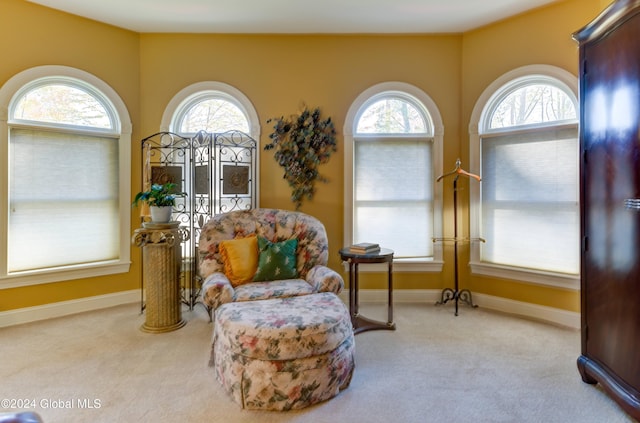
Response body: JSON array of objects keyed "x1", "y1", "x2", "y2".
[{"x1": 198, "y1": 208, "x2": 344, "y2": 314}]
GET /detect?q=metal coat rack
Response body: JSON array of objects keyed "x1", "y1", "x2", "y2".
[{"x1": 433, "y1": 158, "x2": 484, "y2": 315}]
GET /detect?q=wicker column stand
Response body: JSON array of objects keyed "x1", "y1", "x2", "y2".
[{"x1": 132, "y1": 222, "x2": 189, "y2": 333}]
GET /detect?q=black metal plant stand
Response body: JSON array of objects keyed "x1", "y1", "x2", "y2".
[{"x1": 434, "y1": 159, "x2": 482, "y2": 316}]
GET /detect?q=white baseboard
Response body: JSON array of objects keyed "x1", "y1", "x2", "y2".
[
  {"x1": 0, "y1": 290, "x2": 140, "y2": 328},
  {"x1": 472, "y1": 292, "x2": 580, "y2": 329},
  {"x1": 1, "y1": 288, "x2": 579, "y2": 330},
  {"x1": 345, "y1": 289, "x2": 580, "y2": 329}
]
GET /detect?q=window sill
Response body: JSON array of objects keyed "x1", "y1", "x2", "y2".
[
  {"x1": 1, "y1": 260, "x2": 131, "y2": 289},
  {"x1": 469, "y1": 261, "x2": 579, "y2": 291}
]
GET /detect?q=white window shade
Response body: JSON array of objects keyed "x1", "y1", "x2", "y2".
[
  {"x1": 354, "y1": 137, "x2": 433, "y2": 258},
  {"x1": 480, "y1": 127, "x2": 579, "y2": 274},
  {"x1": 8, "y1": 128, "x2": 119, "y2": 272}
]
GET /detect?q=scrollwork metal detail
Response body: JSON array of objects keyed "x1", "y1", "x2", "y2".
[{"x1": 138, "y1": 129, "x2": 256, "y2": 311}]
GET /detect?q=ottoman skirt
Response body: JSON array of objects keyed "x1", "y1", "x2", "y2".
[{"x1": 211, "y1": 292, "x2": 355, "y2": 411}]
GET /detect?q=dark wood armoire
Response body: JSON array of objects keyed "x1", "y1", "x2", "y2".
[{"x1": 573, "y1": 0, "x2": 640, "y2": 419}]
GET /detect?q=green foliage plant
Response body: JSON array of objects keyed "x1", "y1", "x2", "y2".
[
  {"x1": 265, "y1": 106, "x2": 337, "y2": 209},
  {"x1": 132, "y1": 183, "x2": 184, "y2": 208}
]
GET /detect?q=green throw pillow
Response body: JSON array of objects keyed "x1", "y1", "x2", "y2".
[{"x1": 252, "y1": 236, "x2": 298, "y2": 281}]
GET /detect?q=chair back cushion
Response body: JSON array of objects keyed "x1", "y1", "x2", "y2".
[{"x1": 198, "y1": 208, "x2": 329, "y2": 281}]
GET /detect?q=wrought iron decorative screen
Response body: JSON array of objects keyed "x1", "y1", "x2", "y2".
[{"x1": 140, "y1": 130, "x2": 258, "y2": 309}]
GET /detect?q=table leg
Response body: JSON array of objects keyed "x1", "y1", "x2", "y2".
[
  {"x1": 351, "y1": 260, "x2": 395, "y2": 334},
  {"x1": 348, "y1": 260, "x2": 356, "y2": 323},
  {"x1": 354, "y1": 262, "x2": 359, "y2": 316},
  {"x1": 388, "y1": 259, "x2": 394, "y2": 325}
]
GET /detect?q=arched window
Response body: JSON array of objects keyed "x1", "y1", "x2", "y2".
[
  {"x1": 0, "y1": 66, "x2": 131, "y2": 287},
  {"x1": 172, "y1": 93, "x2": 249, "y2": 135},
  {"x1": 469, "y1": 65, "x2": 579, "y2": 289},
  {"x1": 161, "y1": 81, "x2": 258, "y2": 137},
  {"x1": 344, "y1": 82, "x2": 443, "y2": 271},
  {"x1": 484, "y1": 80, "x2": 576, "y2": 130}
]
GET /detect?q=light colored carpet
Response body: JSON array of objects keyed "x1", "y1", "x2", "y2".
[{"x1": 0, "y1": 300, "x2": 635, "y2": 423}]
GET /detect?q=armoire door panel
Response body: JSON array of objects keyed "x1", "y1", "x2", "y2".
[{"x1": 574, "y1": 0, "x2": 640, "y2": 418}]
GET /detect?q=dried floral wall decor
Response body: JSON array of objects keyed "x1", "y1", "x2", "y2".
[{"x1": 265, "y1": 106, "x2": 337, "y2": 209}]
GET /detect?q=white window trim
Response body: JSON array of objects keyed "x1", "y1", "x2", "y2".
[
  {"x1": 344, "y1": 81, "x2": 444, "y2": 272},
  {"x1": 0, "y1": 65, "x2": 132, "y2": 288},
  {"x1": 469, "y1": 64, "x2": 579, "y2": 290}
]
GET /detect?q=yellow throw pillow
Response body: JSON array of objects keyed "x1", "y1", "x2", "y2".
[{"x1": 219, "y1": 235, "x2": 258, "y2": 287}]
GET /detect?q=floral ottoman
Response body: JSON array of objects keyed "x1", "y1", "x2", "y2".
[{"x1": 210, "y1": 292, "x2": 355, "y2": 411}]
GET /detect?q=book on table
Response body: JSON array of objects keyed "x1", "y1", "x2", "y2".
[{"x1": 349, "y1": 242, "x2": 380, "y2": 254}]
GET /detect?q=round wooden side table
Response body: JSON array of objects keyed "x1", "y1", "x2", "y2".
[{"x1": 339, "y1": 247, "x2": 396, "y2": 334}]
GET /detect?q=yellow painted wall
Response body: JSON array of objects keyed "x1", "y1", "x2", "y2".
[
  {"x1": 0, "y1": 0, "x2": 141, "y2": 311},
  {"x1": 0, "y1": 0, "x2": 614, "y2": 313},
  {"x1": 138, "y1": 33, "x2": 461, "y2": 291},
  {"x1": 459, "y1": 0, "x2": 606, "y2": 312}
]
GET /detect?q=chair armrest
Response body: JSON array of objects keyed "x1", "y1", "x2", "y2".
[
  {"x1": 306, "y1": 265, "x2": 344, "y2": 294},
  {"x1": 201, "y1": 272, "x2": 235, "y2": 311}
]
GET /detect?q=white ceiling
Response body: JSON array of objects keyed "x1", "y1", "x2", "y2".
[{"x1": 27, "y1": 0, "x2": 560, "y2": 34}]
